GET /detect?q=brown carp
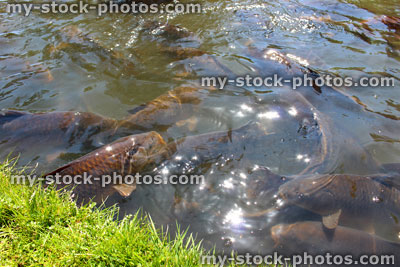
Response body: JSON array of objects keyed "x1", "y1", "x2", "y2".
[
  {"x1": 44, "y1": 122, "x2": 265, "y2": 203},
  {"x1": 0, "y1": 110, "x2": 126, "y2": 163},
  {"x1": 44, "y1": 131, "x2": 172, "y2": 203},
  {"x1": 45, "y1": 119, "x2": 310, "y2": 204},
  {"x1": 0, "y1": 86, "x2": 210, "y2": 146},
  {"x1": 0, "y1": 109, "x2": 152, "y2": 161},
  {"x1": 0, "y1": 110, "x2": 117, "y2": 140},
  {"x1": 0, "y1": 86, "x2": 211, "y2": 165},
  {"x1": 271, "y1": 221, "x2": 400, "y2": 264},
  {"x1": 278, "y1": 174, "x2": 400, "y2": 242}
]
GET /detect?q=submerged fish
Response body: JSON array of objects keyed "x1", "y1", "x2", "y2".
[
  {"x1": 278, "y1": 174, "x2": 400, "y2": 242},
  {"x1": 0, "y1": 86, "x2": 213, "y2": 164},
  {"x1": 45, "y1": 131, "x2": 172, "y2": 203},
  {"x1": 45, "y1": 117, "x2": 321, "y2": 204},
  {"x1": 271, "y1": 221, "x2": 400, "y2": 263},
  {"x1": 45, "y1": 25, "x2": 137, "y2": 78},
  {"x1": 0, "y1": 110, "x2": 125, "y2": 163},
  {"x1": 45, "y1": 122, "x2": 267, "y2": 202},
  {"x1": 123, "y1": 86, "x2": 215, "y2": 131}
]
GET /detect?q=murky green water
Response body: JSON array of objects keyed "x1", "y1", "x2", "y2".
[{"x1": 1, "y1": 0, "x2": 400, "y2": 255}]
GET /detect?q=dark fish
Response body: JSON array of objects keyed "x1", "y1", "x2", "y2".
[
  {"x1": 0, "y1": 86, "x2": 209, "y2": 150},
  {"x1": 140, "y1": 20, "x2": 202, "y2": 60},
  {"x1": 171, "y1": 121, "x2": 261, "y2": 156},
  {"x1": 244, "y1": 46, "x2": 382, "y2": 174},
  {"x1": 0, "y1": 86, "x2": 213, "y2": 165},
  {"x1": 278, "y1": 174, "x2": 400, "y2": 242},
  {"x1": 0, "y1": 110, "x2": 116, "y2": 138},
  {"x1": 0, "y1": 110, "x2": 121, "y2": 157},
  {"x1": 45, "y1": 131, "x2": 172, "y2": 203},
  {"x1": 271, "y1": 221, "x2": 400, "y2": 263},
  {"x1": 166, "y1": 106, "x2": 329, "y2": 176}
]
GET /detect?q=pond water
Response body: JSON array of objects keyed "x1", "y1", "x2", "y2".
[{"x1": 1, "y1": 0, "x2": 400, "y2": 256}]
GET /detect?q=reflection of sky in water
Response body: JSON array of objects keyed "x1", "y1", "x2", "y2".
[
  {"x1": 223, "y1": 207, "x2": 244, "y2": 226},
  {"x1": 257, "y1": 110, "x2": 280, "y2": 119}
]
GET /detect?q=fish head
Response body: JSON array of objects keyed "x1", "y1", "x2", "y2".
[
  {"x1": 122, "y1": 131, "x2": 171, "y2": 172},
  {"x1": 138, "y1": 131, "x2": 168, "y2": 154},
  {"x1": 278, "y1": 175, "x2": 338, "y2": 214}
]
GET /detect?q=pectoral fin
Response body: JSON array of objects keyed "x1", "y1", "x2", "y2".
[
  {"x1": 113, "y1": 184, "x2": 137, "y2": 197},
  {"x1": 322, "y1": 209, "x2": 342, "y2": 229}
]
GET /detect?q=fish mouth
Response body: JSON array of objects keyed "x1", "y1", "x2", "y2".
[
  {"x1": 278, "y1": 191, "x2": 287, "y2": 201},
  {"x1": 148, "y1": 131, "x2": 167, "y2": 146},
  {"x1": 145, "y1": 132, "x2": 169, "y2": 154}
]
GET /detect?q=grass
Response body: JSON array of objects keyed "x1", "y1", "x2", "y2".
[
  {"x1": 0, "y1": 159, "x2": 281, "y2": 266},
  {"x1": 0, "y1": 159, "x2": 206, "y2": 266}
]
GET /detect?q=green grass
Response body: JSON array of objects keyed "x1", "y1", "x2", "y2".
[
  {"x1": 0, "y1": 159, "x2": 207, "y2": 266},
  {"x1": 0, "y1": 159, "x2": 281, "y2": 266}
]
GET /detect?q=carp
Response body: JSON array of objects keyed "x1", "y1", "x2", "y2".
[
  {"x1": 278, "y1": 174, "x2": 400, "y2": 242},
  {"x1": 0, "y1": 86, "x2": 213, "y2": 164},
  {"x1": 0, "y1": 110, "x2": 127, "y2": 165},
  {"x1": 271, "y1": 221, "x2": 400, "y2": 264},
  {"x1": 44, "y1": 131, "x2": 172, "y2": 203},
  {"x1": 44, "y1": 25, "x2": 137, "y2": 78}
]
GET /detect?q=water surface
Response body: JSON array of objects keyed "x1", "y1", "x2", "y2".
[{"x1": 0, "y1": 0, "x2": 399, "y2": 254}]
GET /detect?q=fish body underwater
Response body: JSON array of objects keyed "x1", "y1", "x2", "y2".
[
  {"x1": 44, "y1": 131, "x2": 172, "y2": 203},
  {"x1": 278, "y1": 174, "x2": 400, "y2": 242},
  {"x1": 271, "y1": 221, "x2": 400, "y2": 266}
]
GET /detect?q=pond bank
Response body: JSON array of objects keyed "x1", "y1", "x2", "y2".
[{"x1": 0, "y1": 159, "x2": 208, "y2": 266}]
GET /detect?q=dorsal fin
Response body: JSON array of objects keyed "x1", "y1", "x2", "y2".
[
  {"x1": 44, "y1": 162, "x2": 75, "y2": 177},
  {"x1": 0, "y1": 110, "x2": 28, "y2": 125},
  {"x1": 127, "y1": 104, "x2": 147, "y2": 115},
  {"x1": 322, "y1": 209, "x2": 342, "y2": 229}
]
